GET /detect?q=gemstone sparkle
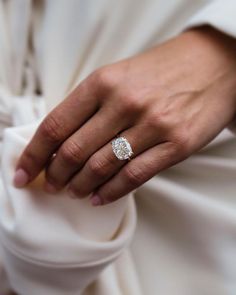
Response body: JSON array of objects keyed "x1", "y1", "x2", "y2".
[{"x1": 111, "y1": 137, "x2": 134, "y2": 160}]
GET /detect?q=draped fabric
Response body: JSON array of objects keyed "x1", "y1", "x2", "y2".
[{"x1": 0, "y1": 1, "x2": 236, "y2": 294}]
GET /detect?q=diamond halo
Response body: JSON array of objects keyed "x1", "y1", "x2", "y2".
[{"x1": 111, "y1": 136, "x2": 134, "y2": 160}]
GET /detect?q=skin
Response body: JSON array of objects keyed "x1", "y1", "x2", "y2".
[{"x1": 13, "y1": 26, "x2": 236, "y2": 206}]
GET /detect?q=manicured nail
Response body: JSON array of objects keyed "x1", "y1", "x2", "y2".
[
  {"x1": 90, "y1": 194, "x2": 102, "y2": 206},
  {"x1": 13, "y1": 169, "x2": 29, "y2": 187},
  {"x1": 44, "y1": 181, "x2": 58, "y2": 194}
]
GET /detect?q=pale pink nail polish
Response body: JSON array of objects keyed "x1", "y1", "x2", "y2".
[
  {"x1": 13, "y1": 169, "x2": 29, "y2": 187},
  {"x1": 91, "y1": 194, "x2": 102, "y2": 206}
]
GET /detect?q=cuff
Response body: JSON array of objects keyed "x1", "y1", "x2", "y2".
[
  {"x1": 183, "y1": 0, "x2": 236, "y2": 134},
  {"x1": 184, "y1": 0, "x2": 236, "y2": 39}
]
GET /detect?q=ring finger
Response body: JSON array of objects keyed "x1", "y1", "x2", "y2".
[
  {"x1": 44, "y1": 105, "x2": 131, "y2": 192},
  {"x1": 67, "y1": 124, "x2": 164, "y2": 198}
]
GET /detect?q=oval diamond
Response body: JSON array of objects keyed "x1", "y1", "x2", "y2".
[{"x1": 111, "y1": 137, "x2": 134, "y2": 160}]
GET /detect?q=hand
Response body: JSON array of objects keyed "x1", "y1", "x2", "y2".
[{"x1": 13, "y1": 26, "x2": 236, "y2": 206}]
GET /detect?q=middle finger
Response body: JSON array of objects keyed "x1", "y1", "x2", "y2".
[
  {"x1": 44, "y1": 105, "x2": 130, "y2": 191},
  {"x1": 67, "y1": 123, "x2": 164, "y2": 198}
]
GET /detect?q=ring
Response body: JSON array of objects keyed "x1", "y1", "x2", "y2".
[{"x1": 111, "y1": 135, "x2": 134, "y2": 161}]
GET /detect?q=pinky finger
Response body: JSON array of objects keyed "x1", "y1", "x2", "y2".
[{"x1": 90, "y1": 141, "x2": 182, "y2": 206}]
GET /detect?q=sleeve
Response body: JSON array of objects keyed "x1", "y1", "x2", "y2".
[
  {"x1": 184, "y1": 0, "x2": 236, "y2": 38},
  {"x1": 183, "y1": 0, "x2": 236, "y2": 135}
]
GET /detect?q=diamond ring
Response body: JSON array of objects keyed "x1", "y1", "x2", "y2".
[{"x1": 111, "y1": 135, "x2": 134, "y2": 161}]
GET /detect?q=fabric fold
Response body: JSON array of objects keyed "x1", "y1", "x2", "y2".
[
  {"x1": 0, "y1": 121, "x2": 136, "y2": 294},
  {"x1": 184, "y1": 0, "x2": 236, "y2": 38}
]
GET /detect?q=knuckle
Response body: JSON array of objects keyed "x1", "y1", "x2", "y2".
[
  {"x1": 88, "y1": 157, "x2": 109, "y2": 178},
  {"x1": 60, "y1": 140, "x2": 84, "y2": 165},
  {"x1": 146, "y1": 111, "x2": 171, "y2": 130},
  {"x1": 22, "y1": 146, "x2": 41, "y2": 169},
  {"x1": 143, "y1": 115, "x2": 160, "y2": 132},
  {"x1": 120, "y1": 92, "x2": 144, "y2": 113},
  {"x1": 92, "y1": 67, "x2": 118, "y2": 91},
  {"x1": 123, "y1": 166, "x2": 145, "y2": 186},
  {"x1": 171, "y1": 129, "x2": 192, "y2": 158},
  {"x1": 40, "y1": 115, "x2": 65, "y2": 143}
]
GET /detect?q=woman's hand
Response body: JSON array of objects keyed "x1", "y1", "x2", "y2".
[{"x1": 13, "y1": 26, "x2": 236, "y2": 206}]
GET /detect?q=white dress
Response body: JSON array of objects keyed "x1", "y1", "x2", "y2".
[{"x1": 0, "y1": 1, "x2": 236, "y2": 294}]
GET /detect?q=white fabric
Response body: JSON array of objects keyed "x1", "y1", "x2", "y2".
[{"x1": 0, "y1": 0, "x2": 235, "y2": 294}]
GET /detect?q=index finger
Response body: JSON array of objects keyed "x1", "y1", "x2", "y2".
[{"x1": 13, "y1": 80, "x2": 100, "y2": 187}]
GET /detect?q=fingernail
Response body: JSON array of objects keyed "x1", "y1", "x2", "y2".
[
  {"x1": 13, "y1": 169, "x2": 29, "y2": 187},
  {"x1": 90, "y1": 194, "x2": 102, "y2": 206},
  {"x1": 44, "y1": 181, "x2": 58, "y2": 194}
]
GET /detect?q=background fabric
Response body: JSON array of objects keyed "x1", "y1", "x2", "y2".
[{"x1": 0, "y1": 0, "x2": 235, "y2": 294}]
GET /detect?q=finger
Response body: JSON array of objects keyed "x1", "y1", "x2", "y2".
[
  {"x1": 14, "y1": 80, "x2": 100, "y2": 187},
  {"x1": 67, "y1": 123, "x2": 163, "y2": 198},
  {"x1": 44, "y1": 104, "x2": 130, "y2": 191},
  {"x1": 90, "y1": 141, "x2": 181, "y2": 206}
]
